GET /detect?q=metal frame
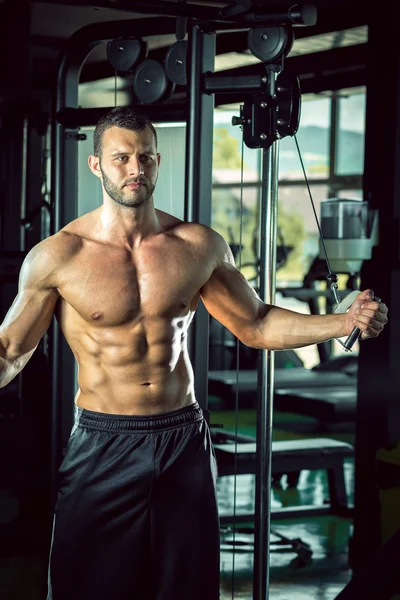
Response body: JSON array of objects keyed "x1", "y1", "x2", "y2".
[{"x1": 184, "y1": 25, "x2": 216, "y2": 420}]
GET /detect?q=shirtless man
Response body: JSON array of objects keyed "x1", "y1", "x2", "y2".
[{"x1": 0, "y1": 107, "x2": 388, "y2": 600}]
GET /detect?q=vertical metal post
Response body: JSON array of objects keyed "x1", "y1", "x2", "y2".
[
  {"x1": 19, "y1": 117, "x2": 28, "y2": 252},
  {"x1": 50, "y1": 54, "x2": 81, "y2": 505},
  {"x1": 253, "y1": 71, "x2": 279, "y2": 600},
  {"x1": 184, "y1": 24, "x2": 215, "y2": 418}
]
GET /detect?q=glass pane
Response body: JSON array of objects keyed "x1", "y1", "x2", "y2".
[
  {"x1": 211, "y1": 185, "x2": 260, "y2": 283},
  {"x1": 279, "y1": 96, "x2": 331, "y2": 181},
  {"x1": 213, "y1": 110, "x2": 261, "y2": 184},
  {"x1": 336, "y1": 91, "x2": 366, "y2": 175},
  {"x1": 277, "y1": 184, "x2": 329, "y2": 283},
  {"x1": 276, "y1": 183, "x2": 330, "y2": 368}
]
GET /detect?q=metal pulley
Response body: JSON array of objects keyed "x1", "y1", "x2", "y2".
[
  {"x1": 248, "y1": 26, "x2": 294, "y2": 62},
  {"x1": 107, "y1": 38, "x2": 147, "y2": 72},
  {"x1": 276, "y1": 71, "x2": 301, "y2": 137},
  {"x1": 164, "y1": 40, "x2": 188, "y2": 86},
  {"x1": 132, "y1": 59, "x2": 175, "y2": 104},
  {"x1": 232, "y1": 69, "x2": 301, "y2": 149}
]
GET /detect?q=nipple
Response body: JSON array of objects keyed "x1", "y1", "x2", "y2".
[{"x1": 91, "y1": 312, "x2": 103, "y2": 321}]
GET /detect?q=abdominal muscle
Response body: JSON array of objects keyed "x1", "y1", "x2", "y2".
[{"x1": 68, "y1": 323, "x2": 196, "y2": 416}]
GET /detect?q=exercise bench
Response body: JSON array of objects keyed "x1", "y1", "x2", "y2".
[{"x1": 213, "y1": 434, "x2": 354, "y2": 524}]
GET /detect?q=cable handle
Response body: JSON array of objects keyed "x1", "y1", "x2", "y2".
[{"x1": 334, "y1": 291, "x2": 382, "y2": 352}]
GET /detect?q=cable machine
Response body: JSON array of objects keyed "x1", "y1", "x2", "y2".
[{"x1": 51, "y1": 3, "x2": 318, "y2": 599}]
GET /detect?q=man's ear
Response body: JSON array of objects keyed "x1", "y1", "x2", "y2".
[
  {"x1": 88, "y1": 155, "x2": 103, "y2": 179},
  {"x1": 157, "y1": 153, "x2": 161, "y2": 167}
]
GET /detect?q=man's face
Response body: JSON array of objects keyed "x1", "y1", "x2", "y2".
[{"x1": 94, "y1": 126, "x2": 160, "y2": 209}]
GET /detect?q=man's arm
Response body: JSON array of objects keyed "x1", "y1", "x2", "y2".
[
  {"x1": 200, "y1": 232, "x2": 388, "y2": 351},
  {"x1": 0, "y1": 238, "x2": 62, "y2": 388}
]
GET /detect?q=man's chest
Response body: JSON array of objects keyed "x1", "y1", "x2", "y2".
[{"x1": 57, "y1": 242, "x2": 212, "y2": 325}]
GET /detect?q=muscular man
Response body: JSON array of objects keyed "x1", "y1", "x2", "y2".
[{"x1": 0, "y1": 107, "x2": 388, "y2": 600}]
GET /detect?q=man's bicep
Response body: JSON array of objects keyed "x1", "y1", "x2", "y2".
[
  {"x1": 200, "y1": 262, "x2": 265, "y2": 345},
  {"x1": 0, "y1": 251, "x2": 59, "y2": 361}
]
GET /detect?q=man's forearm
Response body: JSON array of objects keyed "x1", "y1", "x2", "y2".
[
  {"x1": 0, "y1": 355, "x2": 17, "y2": 388},
  {"x1": 252, "y1": 305, "x2": 348, "y2": 350},
  {"x1": 0, "y1": 342, "x2": 35, "y2": 388}
]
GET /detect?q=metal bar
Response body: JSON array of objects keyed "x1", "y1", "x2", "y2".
[
  {"x1": 37, "y1": 0, "x2": 220, "y2": 20},
  {"x1": 56, "y1": 105, "x2": 187, "y2": 129},
  {"x1": 219, "y1": 505, "x2": 336, "y2": 525},
  {"x1": 329, "y1": 92, "x2": 338, "y2": 187},
  {"x1": 253, "y1": 74, "x2": 279, "y2": 600},
  {"x1": 185, "y1": 25, "x2": 202, "y2": 225},
  {"x1": 204, "y1": 73, "x2": 264, "y2": 94},
  {"x1": 19, "y1": 117, "x2": 28, "y2": 252},
  {"x1": 245, "y1": 4, "x2": 317, "y2": 26},
  {"x1": 184, "y1": 24, "x2": 216, "y2": 418}
]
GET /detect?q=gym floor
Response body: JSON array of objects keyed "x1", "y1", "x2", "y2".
[
  {"x1": 213, "y1": 407, "x2": 354, "y2": 600},
  {"x1": 0, "y1": 408, "x2": 354, "y2": 600}
]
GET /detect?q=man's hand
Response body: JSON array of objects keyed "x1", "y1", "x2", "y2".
[{"x1": 345, "y1": 289, "x2": 388, "y2": 340}]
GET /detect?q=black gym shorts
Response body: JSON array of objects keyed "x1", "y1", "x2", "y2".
[{"x1": 47, "y1": 402, "x2": 220, "y2": 600}]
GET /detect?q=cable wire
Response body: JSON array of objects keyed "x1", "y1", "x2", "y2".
[
  {"x1": 231, "y1": 127, "x2": 245, "y2": 600},
  {"x1": 293, "y1": 134, "x2": 334, "y2": 278}
]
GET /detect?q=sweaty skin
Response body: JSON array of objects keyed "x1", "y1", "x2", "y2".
[
  {"x1": 55, "y1": 212, "x2": 220, "y2": 415},
  {"x1": 0, "y1": 126, "x2": 388, "y2": 415}
]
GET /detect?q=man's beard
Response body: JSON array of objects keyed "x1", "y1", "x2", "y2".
[{"x1": 101, "y1": 169, "x2": 156, "y2": 208}]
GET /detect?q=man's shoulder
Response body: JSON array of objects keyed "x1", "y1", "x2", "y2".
[
  {"x1": 23, "y1": 230, "x2": 83, "y2": 280},
  {"x1": 165, "y1": 219, "x2": 234, "y2": 271},
  {"x1": 166, "y1": 217, "x2": 224, "y2": 246},
  {"x1": 41, "y1": 229, "x2": 83, "y2": 260}
]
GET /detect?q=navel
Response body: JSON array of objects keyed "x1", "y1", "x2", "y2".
[{"x1": 91, "y1": 312, "x2": 103, "y2": 321}]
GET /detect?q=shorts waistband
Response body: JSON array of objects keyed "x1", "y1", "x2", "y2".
[{"x1": 74, "y1": 402, "x2": 203, "y2": 433}]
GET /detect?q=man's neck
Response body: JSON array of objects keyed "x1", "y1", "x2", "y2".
[{"x1": 98, "y1": 200, "x2": 161, "y2": 248}]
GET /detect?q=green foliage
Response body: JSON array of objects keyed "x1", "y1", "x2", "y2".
[
  {"x1": 277, "y1": 203, "x2": 308, "y2": 281},
  {"x1": 213, "y1": 127, "x2": 243, "y2": 169}
]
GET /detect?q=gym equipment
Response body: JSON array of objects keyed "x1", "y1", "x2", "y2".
[
  {"x1": 213, "y1": 432, "x2": 354, "y2": 518},
  {"x1": 208, "y1": 368, "x2": 357, "y2": 426},
  {"x1": 107, "y1": 38, "x2": 148, "y2": 73},
  {"x1": 132, "y1": 59, "x2": 175, "y2": 104},
  {"x1": 221, "y1": 527, "x2": 313, "y2": 569},
  {"x1": 315, "y1": 198, "x2": 381, "y2": 351},
  {"x1": 247, "y1": 26, "x2": 294, "y2": 63},
  {"x1": 164, "y1": 12, "x2": 188, "y2": 86},
  {"x1": 164, "y1": 40, "x2": 188, "y2": 86},
  {"x1": 320, "y1": 198, "x2": 379, "y2": 276},
  {"x1": 293, "y1": 148, "x2": 383, "y2": 353}
]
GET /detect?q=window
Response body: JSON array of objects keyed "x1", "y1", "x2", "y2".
[
  {"x1": 336, "y1": 92, "x2": 366, "y2": 176},
  {"x1": 279, "y1": 96, "x2": 331, "y2": 181}
]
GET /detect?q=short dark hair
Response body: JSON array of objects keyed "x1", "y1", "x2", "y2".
[{"x1": 93, "y1": 106, "x2": 158, "y2": 157}]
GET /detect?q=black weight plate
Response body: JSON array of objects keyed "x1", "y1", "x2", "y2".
[
  {"x1": 133, "y1": 60, "x2": 168, "y2": 104},
  {"x1": 107, "y1": 39, "x2": 146, "y2": 72},
  {"x1": 164, "y1": 40, "x2": 188, "y2": 86},
  {"x1": 276, "y1": 71, "x2": 301, "y2": 137},
  {"x1": 248, "y1": 27, "x2": 288, "y2": 62}
]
